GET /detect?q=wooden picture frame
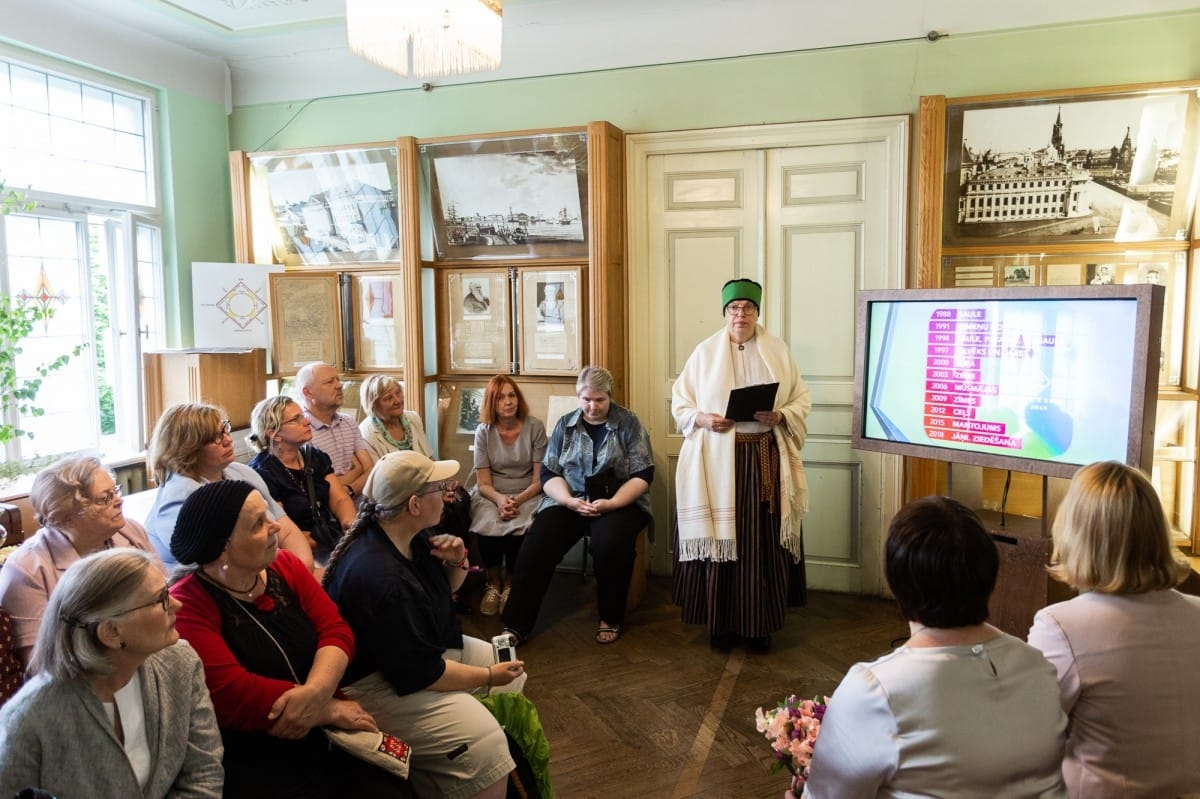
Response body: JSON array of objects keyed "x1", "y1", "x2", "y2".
[
  {"x1": 248, "y1": 143, "x2": 400, "y2": 267},
  {"x1": 937, "y1": 82, "x2": 1200, "y2": 248},
  {"x1": 268, "y1": 272, "x2": 342, "y2": 375},
  {"x1": 519, "y1": 266, "x2": 582, "y2": 375},
  {"x1": 350, "y1": 272, "x2": 406, "y2": 373},
  {"x1": 420, "y1": 129, "x2": 590, "y2": 261},
  {"x1": 440, "y1": 269, "x2": 512, "y2": 374}
]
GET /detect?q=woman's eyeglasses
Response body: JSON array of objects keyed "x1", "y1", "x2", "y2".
[
  {"x1": 280, "y1": 412, "x2": 307, "y2": 427},
  {"x1": 212, "y1": 419, "x2": 232, "y2": 443},
  {"x1": 725, "y1": 303, "x2": 757, "y2": 317},
  {"x1": 91, "y1": 484, "x2": 123, "y2": 508},
  {"x1": 418, "y1": 481, "x2": 450, "y2": 496},
  {"x1": 114, "y1": 586, "x2": 171, "y2": 616}
]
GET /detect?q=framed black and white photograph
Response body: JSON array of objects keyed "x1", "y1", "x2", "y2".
[
  {"x1": 943, "y1": 84, "x2": 1200, "y2": 246},
  {"x1": 1003, "y1": 265, "x2": 1034, "y2": 286},
  {"x1": 519, "y1": 266, "x2": 581, "y2": 375},
  {"x1": 248, "y1": 143, "x2": 400, "y2": 267},
  {"x1": 441, "y1": 270, "x2": 511, "y2": 373},
  {"x1": 421, "y1": 130, "x2": 590, "y2": 260}
]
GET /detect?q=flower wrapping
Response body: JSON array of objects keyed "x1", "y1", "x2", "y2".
[{"x1": 754, "y1": 694, "x2": 828, "y2": 792}]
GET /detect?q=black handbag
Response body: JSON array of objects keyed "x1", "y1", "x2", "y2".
[{"x1": 299, "y1": 445, "x2": 342, "y2": 549}]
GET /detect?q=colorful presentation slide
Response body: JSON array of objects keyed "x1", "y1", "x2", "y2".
[{"x1": 863, "y1": 297, "x2": 1139, "y2": 467}]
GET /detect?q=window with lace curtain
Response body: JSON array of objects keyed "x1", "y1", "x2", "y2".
[{"x1": 0, "y1": 49, "x2": 164, "y2": 479}]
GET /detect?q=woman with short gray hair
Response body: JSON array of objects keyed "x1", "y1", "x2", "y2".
[
  {"x1": 0, "y1": 548, "x2": 224, "y2": 798},
  {"x1": 500, "y1": 365, "x2": 654, "y2": 645}
]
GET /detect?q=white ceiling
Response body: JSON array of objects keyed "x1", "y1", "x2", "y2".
[{"x1": 4, "y1": 0, "x2": 1199, "y2": 108}]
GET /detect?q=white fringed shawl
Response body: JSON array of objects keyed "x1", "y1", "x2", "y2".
[{"x1": 672, "y1": 325, "x2": 810, "y2": 562}]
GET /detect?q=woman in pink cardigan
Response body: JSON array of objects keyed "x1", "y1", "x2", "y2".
[{"x1": 1028, "y1": 460, "x2": 1200, "y2": 799}]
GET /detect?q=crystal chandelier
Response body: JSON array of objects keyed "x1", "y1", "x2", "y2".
[{"x1": 346, "y1": 0, "x2": 503, "y2": 79}]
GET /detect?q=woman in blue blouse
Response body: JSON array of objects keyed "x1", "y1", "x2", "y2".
[{"x1": 500, "y1": 366, "x2": 654, "y2": 645}]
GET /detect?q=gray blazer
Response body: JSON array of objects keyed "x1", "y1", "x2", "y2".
[{"x1": 0, "y1": 640, "x2": 223, "y2": 798}]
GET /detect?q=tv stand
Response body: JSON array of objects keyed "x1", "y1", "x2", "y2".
[{"x1": 947, "y1": 464, "x2": 1072, "y2": 639}]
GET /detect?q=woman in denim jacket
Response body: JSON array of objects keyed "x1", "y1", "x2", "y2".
[{"x1": 500, "y1": 366, "x2": 653, "y2": 645}]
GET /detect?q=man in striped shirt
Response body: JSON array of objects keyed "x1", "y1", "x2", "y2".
[{"x1": 297, "y1": 361, "x2": 373, "y2": 498}]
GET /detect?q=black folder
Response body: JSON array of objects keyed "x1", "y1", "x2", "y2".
[{"x1": 723, "y1": 382, "x2": 779, "y2": 422}]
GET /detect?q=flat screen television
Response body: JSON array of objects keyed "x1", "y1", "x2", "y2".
[{"x1": 851, "y1": 284, "x2": 1164, "y2": 478}]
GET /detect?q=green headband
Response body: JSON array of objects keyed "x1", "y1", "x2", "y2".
[{"x1": 722, "y1": 279, "x2": 762, "y2": 311}]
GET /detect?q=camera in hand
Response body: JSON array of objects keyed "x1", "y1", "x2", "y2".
[{"x1": 491, "y1": 633, "x2": 517, "y2": 663}]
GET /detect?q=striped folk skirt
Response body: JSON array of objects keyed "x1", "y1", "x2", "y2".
[{"x1": 673, "y1": 432, "x2": 807, "y2": 637}]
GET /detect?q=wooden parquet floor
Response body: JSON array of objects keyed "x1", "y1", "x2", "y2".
[{"x1": 460, "y1": 572, "x2": 906, "y2": 799}]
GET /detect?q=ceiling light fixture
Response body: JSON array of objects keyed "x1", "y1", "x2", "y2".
[{"x1": 346, "y1": 0, "x2": 503, "y2": 79}]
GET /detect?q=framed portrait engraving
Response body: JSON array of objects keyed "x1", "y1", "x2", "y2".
[
  {"x1": 268, "y1": 272, "x2": 342, "y2": 375},
  {"x1": 420, "y1": 129, "x2": 590, "y2": 261},
  {"x1": 941, "y1": 83, "x2": 1200, "y2": 247},
  {"x1": 441, "y1": 270, "x2": 512, "y2": 373},
  {"x1": 519, "y1": 266, "x2": 581, "y2": 375},
  {"x1": 248, "y1": 143, "x2": 400, "y2": 267},
  {"x1": 351, "y1": 272, "x2": 406, "y2": 372}
]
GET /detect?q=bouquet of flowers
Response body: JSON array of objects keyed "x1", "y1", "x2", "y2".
[{"x1": 754, "y1": 694, "x2": 828, "y2": 794}]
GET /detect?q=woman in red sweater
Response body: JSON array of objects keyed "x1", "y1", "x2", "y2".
[{"x1": 169, "y1": 479, "x2": 414, "y2": 798}]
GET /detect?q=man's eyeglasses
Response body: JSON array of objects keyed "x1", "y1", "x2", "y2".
[
  {"x1": 212, "y1": 419, "x2": 232, "y2": 443},
  {"x1": 91, "y1": 484, "x2": 123, "y2": 509},
  {"x1": 418, "y1": 481, "x2": 450, "y2": 496},
  {"x1": 725, "y1": 303, "x2": 757, "y2": 317},
  {"x1": 114, "y1": 586, "x2": 171, "y2": 616}
]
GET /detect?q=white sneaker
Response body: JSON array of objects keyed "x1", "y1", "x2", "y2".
[
  {"x1": 499, "y1": 586, "x2": 511, "y2": 612},
  {"x1": 480, "y1": 585, "x2": 502, "y2": 615}
]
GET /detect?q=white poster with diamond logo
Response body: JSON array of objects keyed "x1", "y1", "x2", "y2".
[{"x1": 191, "y1": 261, "x2": 283, "y2": 359}]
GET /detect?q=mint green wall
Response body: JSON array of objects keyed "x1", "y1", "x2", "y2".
[
  {"x1": 159, "y1": 88, "x2": 232, "y2": 346},
  {"x1": 228, "y1": 11, "x2": 1200, "y2": 152}
]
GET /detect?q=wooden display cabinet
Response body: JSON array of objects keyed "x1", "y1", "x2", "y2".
[{"x1": 142, "y1": 348, "x2": 267, "y2": 437}]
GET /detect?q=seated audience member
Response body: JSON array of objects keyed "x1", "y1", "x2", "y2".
[
  {"x1": 169, "y1": 480, "x2": 413, "y2": 798},
  {"x1": 0, "y1": 549, "x2": 223, "y2": 798},
  {"x1": 469, "y1": 375, "x2": 547, "y2": 615},
  {"x1": 359, "y1": 374, "x2": 435, "y2": 462},
  {"x1": 500, "y1": 366, "x2": 653, "y2": 645},
  {"x1": 803, "y1": 496, "x2": 1067, "y2": 798},
  {"x1": 0, "y1": 456, "x2": 158, "y2": 666},
  {"x1": 248, "y1": 395, "x2": 356, "y2": 557},
  {"x1": 297, "y1": 361, "x2": 373, "y2": 497},
  {"x1": 1028, "y1": 461, "x2": 1200, "y2": 798},
  {"x1": 324, "y1": 451, "x2": 527, "y2": 799},
  {"x1": 357, "y1": 373, "x2": 474, "y2": 605},
  {"x1": 144, "y1": 402, "x2": 313, "y2": 571}
]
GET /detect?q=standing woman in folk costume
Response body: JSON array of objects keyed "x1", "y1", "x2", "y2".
[{"x1": 671, "y1": 278, "x2": 811, "y2": 652}]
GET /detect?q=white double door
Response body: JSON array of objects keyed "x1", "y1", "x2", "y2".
[{"x1": 627, "y1": 118, "x2": 908, "y2": 594}]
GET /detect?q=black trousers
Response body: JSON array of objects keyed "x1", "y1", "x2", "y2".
[{"x1": 501, "y1": 503, "x2": 649, "y2": 636}]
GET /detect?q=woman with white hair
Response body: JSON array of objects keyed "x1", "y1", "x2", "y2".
[{"x1": 0, "y1": 548, "x2": 223, "y2": 798}]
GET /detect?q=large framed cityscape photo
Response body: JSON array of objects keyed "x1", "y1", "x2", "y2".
[
  {"x1": 420, "y1": 129, "x2": 590, "y2": 261},
  {"x1": 248, "y1": 143, "x2": 401, "y2": 267},
  {"x1": 942, "y1": 82, "x2": 1200, "y2": 247}
]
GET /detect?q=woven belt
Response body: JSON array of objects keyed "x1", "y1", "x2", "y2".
[{"x1": 736, "y1": 430, "x2": 778, "y2": 512}]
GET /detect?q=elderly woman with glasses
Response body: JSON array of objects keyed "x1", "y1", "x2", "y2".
[
  {"x1": 144, "y1": 402, "x2": 313, "y2": 571},
  {"x1": 0, "y1": 548, "x2": 224, "y2": 798},
  {"x1": 248, "y1": 395, "x2": 357, "y2": 558},
  {"x1": 0, "y1": 456, "x2": 159, "y2": 667}
]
